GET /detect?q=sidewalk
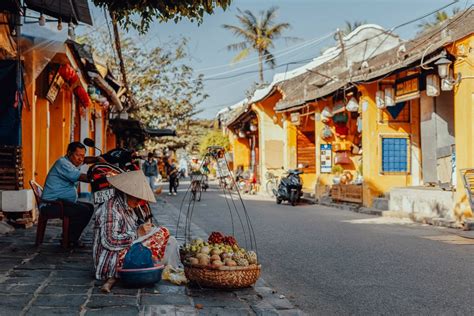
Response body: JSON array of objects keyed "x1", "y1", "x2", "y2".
[{"x1": 0, "y1": 198, "x2": 304, "y2": 316}]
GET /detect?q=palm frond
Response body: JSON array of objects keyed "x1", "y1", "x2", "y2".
[
  {"x1": 263, "y1": 50, "x2": 276, "y2": 68},
  {"x1": 225, "y1": 41, "x2": 248, "y2": 52},
  {"x1": 261, "y1": 6, "x2": 279, "y2": 29},
  {"x1": 266, "y1": 23, "x2": 291, "y2": 38},
  {"x1": 232, "y1": 48, "x2": 251, "y2": 63},
  {"x1": 222, "y1": 24, "x2": 256, "y2": 41}
]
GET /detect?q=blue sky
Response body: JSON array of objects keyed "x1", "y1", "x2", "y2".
[{"x1": 81, "y1": 0, "x2": 469, "y2": 118}]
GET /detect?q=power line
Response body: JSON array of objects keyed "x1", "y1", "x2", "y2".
[
  {"x1": 195, "y1": 31, "x2": 336, "y2": 73},
  {"x1": 201, "y1": 32, "x2": 335, "y2": 80}
]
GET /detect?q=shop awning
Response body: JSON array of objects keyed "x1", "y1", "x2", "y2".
[
  {"x1": 25, "y1": 0, "x2": 93, "y2": 25},
  {"x1": 0, "y1": 0, "x2": 21, "y2": 12},
  {"x1": 109, "y1": 118, "x2": 176, "y2": 142}
]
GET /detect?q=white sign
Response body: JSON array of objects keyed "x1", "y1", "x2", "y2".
[{"x1": 320, "y1": 144, "x2": 332, "y2": 173}]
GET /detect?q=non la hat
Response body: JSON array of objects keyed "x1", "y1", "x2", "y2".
[{"x1": 107, "y1": 170, "x2": 157, "y2": 203}]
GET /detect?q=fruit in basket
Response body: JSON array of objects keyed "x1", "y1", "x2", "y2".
[
  {"x1": 246, "y1": 251, "x2": 258, "y2": 264},
  {"x1": 232, "y1": 252, "x2": 245, "y2": 260},
  {"x1": 210, "y1": 254, "x2": 221, "y2": 261},
  {"x1": 199, "y1": 256, "x2": 210, "y2": 265},
  {"x1": 212, "y1": 260, "x2": 224, "y2": 267},
  {"x1": 208, "y1": 232, "x2": 225, "y2": 244},
  {"x1": 223, "y1": 235, "x2": 238, "y2": 246},
  {"x1": 225, "y1": 259, "x2": 237, "y2": 267},
  {"x1": 188, "y1": 257, "x2": 199, "y2": 265},
  {"x1": 221, "y1": 252, "x2": 232, "y2": 260},
  {"x1": 200, "y1": 246, "x2": 210, "y2": 254},
  {"x1": 210, "y1": 248, "x2": 222, "y2": 256},
  {"x1": 235, "y1": 258, "x2": 249, "y2": 267}
]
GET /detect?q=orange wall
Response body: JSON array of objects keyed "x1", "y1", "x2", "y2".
[
  {"x1": 22, "y1": 80, "x2": 36, "y2": 188},
  {"x1": 34, "y1": 97, "x2": 49, "y2": 185}
]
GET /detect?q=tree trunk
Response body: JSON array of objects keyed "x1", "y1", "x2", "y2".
[
  {"x1": 258, "y1": 50, "x2": 264, "y2": 83},
  {"x1": 111, "y1": 12, "x2": 135, "y2": 111}
]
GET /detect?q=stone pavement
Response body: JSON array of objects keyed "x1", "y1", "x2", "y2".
[{"x1": 0, "y1": 198, "x2": 304, "y2": 316}]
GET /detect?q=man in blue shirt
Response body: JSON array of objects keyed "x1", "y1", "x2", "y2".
[{"x1": 42, "y1": 141, "x2": 103, "y2": 247}]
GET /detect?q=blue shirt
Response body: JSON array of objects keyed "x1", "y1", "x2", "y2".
[{"x1": 42, "y1": 156, "x2": 81, "y2": 203}]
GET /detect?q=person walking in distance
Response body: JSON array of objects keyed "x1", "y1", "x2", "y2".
[
  {"x1": 142, "y1": 152, "x2": 161, "y2": 194},
  {"x1": 166, "y1": 159, "x2": 178, "y2": 195}
]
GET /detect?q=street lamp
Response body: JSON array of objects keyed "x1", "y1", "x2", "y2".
[{"x1": 435, "y1": 56, "x2": 452, "y2": 79}]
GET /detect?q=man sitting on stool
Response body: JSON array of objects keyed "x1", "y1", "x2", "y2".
[{"x1": 41, "y1": 141, "x2": 104, "y2": 248}]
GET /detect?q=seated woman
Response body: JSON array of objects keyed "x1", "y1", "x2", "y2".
[{"x1": 93, "y1": 170, "x2": 177, "y2": 293}]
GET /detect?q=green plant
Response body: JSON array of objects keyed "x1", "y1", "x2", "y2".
[
  {"x1": 199, "y1": 130, "x2": 231, "y2": 156},
  {"x1": 331, "y1": 165, "x2": 344, "y2": 175}
]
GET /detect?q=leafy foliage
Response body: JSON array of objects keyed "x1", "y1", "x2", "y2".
[
  {"x1": 92, "y1": 0, "x2": 232, "y2": 34},
  {"x1": 417, "y1": 8, "x2": 460, "y2": 32},
  {"x1": 199, "y1": 130, "x2": 230, "y2": 156},
  {"x1": 222, "y1": 6, "x2": 296, "y2": 83},
  {"x1": 79, "y1": 31, "x2": 208, "y2": 151}
]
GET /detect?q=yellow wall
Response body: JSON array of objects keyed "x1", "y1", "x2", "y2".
[
  {"x1": 22, "y1": 79, "x2": 36, "y2": 188},
  {"x1": 359, "y1": 82, "x2": 421, "y2": 207},
  {"x1": 451, "y1": 35, "x2": 474, "y2": 220},
  {"x1": 231, "y1": 133, "x2": 251, "y2": 171},
  {"x1": 253, "y1": 91, "x2": 286, "y2": 181}
]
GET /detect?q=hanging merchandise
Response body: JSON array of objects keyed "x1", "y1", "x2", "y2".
[
  {"x1": 333, "y1": 101, "x2": 345, "y2": 114},
  {"x1": 322, "y1": 106, "x2": 333, "y2": 118},
  {"x1": 321, "y1": 125, "x2": 333, "y2": 140},
  {"x1": 333, "y1": 112, "x2": 348, "y2": 124},
  {"x1": 335, "y1": 123, "x2": 349, "y2": 138},
  {"x1": 346, "y1": 97, "x2": 359, "y2": 112},
  {"x1": 357, "y1": 116, "x2": 363, "y2": 133},
  {"x1": 333, "y1": 140, "x2": 352, "y2": 152},
  {"x1": 376, "y1": 90, "x2": 385, "y2": 109},
  {"x1": 334, "y1": 152, "x2": 351, "y2": 165}
]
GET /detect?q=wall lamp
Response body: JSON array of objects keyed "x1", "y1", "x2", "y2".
[{"x1": 435, "y1": 51, "x2": 461, "y2": 89}]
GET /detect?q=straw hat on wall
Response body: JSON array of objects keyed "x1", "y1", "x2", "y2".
[{"x1": 107, "y1": 170, "x2": 157, "y2": 203}]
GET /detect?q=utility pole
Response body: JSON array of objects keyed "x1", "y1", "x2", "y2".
[{"x1": 337, "y1": 29, "x2": 347, "y2": 68}]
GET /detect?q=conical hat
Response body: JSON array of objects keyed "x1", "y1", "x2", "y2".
[{"x1": 107, "y1": 170, "x2": 156, "y2": 203}]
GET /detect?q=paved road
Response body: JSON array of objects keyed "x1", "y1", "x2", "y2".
[{"x1": 165, "y1": 180, "x2": 474, "y2": 315}]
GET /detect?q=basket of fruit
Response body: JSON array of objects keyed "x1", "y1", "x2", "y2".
[
  {"x1": 177, "y1": 147, "x2": 260, "y2": 289},
  {"x1": 180, "y1": 232, "x2": 260, "y2": 289}
]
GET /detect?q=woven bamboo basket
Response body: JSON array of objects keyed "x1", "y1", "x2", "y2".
[{"x1": 183, "y1": 263, "x2": 261, "y2": 289}]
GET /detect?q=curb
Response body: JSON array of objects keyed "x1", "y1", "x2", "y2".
[{"x1": 317, "y1": 201, "x2": 466, "y2": 231}]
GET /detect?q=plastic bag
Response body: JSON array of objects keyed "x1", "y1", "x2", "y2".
[
  {"x1": 162, "y1": 265, "x2": 188, "y2": 285},
  {"x1": 122, "y1": 243, "x2": 154, "y2": 269}
]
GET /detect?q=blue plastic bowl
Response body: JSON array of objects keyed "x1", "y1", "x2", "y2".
[{"x1": 118, "y1": 265, "x2": 164, "y2": 287}]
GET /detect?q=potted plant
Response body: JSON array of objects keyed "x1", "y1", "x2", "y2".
[{"x1": 331, "y1": 165, "x2": 344, "y2": 184}]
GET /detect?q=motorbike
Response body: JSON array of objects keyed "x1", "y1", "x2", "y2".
[
  {"x1": 273, "y1": 169, "x2": 304, "y2": 206},
  {"x1": 83, "y1": 138, "x2": 152, "y2": 223}
]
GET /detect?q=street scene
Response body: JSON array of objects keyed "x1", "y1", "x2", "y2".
[{"x1": 1, "y1": 0, "x2": 474, "y2": 315}]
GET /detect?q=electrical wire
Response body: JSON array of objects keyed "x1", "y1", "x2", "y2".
[{"x1": 195, "y1": 31, "x2": 336, "y2": 73}]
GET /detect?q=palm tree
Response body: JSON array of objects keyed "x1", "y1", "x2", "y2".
[
  {"x1": 418, "y1": 8, "x2": 460, "y2": 32},
  {"x1": 222, "y1": 7, "x2": 294, "y2": 83}
]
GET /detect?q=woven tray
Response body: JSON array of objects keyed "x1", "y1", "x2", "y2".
[{"x1": 183, "y1": 263, "x2": 261, "y2": 289}]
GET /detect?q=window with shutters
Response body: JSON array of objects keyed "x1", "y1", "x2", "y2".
[{"x1": 297, "y1": 130, "x2": 316, "y2": 173}]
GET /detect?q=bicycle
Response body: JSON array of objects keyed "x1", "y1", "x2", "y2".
[
  {"x1": 265, "y1": 171, "x2": 279, "y2": 197},
  {"x1": 190, "y1": 179, "x2": 202, "y2": 201}
]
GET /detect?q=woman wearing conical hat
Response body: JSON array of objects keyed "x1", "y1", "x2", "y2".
[{"x1": 92, "y1": 170, "x2": 177, "y2": 293}]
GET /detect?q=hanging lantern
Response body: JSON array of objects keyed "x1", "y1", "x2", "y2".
[
  {"x1": 249, "y1": 121, "x2": 258, "y2": 131},
  {"x1": 238, "y1": 130, "x2": 246, "y2": 138},
  {"x1": 435, "y1": 55, "x2": 452, "y2": 79},
  {"x1": 376, "y1": 90, "x2": 385, "y2": 109},
  {"x1": 384, "y1": 87, "x2": 395, "y2": 107},
  {"x1": 426, "y1": 74, "x2": 440, "y2": 96}
]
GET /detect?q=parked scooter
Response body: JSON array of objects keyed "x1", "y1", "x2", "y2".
[
  {"x1": 273, "y1": 169, "x2": 303, "y2": 206},
  {"x1": 83, "y1": 138, "x2": 152, "y2": 223}
]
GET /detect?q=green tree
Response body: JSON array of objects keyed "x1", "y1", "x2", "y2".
[
  {"x1": 417, "y1": 8, "x2": 460, "y2": 32},
  {"x1": 199, "y1": 130, "x2": 230, "y2": 156},
  {"x1": 79, "y1": 32, "x2": 208, "y2": 151},
  {"x1": 92, "y1": 0, "x2": 232, "y2": 34},
  {"x1": 222, "y1": 6, "x2": 295, "y2": 83}
]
